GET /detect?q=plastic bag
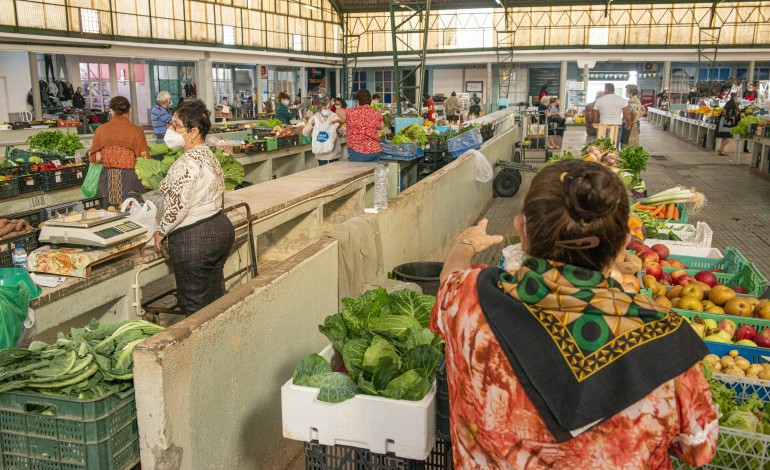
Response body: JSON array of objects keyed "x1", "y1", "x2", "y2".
[
  {"x1": 121, "y1": 198, "x2": 158, "y2": 245},
  {"x1": 380, "y1": 138, "x2": 419, "y2": 159},
  {"x1": 0, "y1": 283, "x2": 30, "y2": 349},
  {"x1": 501, "y1": 244, "x2": 526, "y2": 272},
  {"x1": 80, "y1": 162, "x2": 102, "y2": 198},
  {"x1": 139, "y1": 189, "x2": 166, "y2": 219},
  {"x1": 471, "y1": 150, "x2": 493, "y2": 183},
  {"x1": 447, "y1": 128, "x2": 484, "y2": 158},
  {"x1": 312, "y1": 117, "x2": 339, "y2": 155}
]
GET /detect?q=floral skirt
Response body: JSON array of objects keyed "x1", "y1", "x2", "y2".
[{"x1": 98, "y1": 167, "x2": 145, "y2": 207}]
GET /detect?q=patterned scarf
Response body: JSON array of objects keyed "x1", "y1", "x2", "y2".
[{"x1": 477, "y1": 258, "x2": 708, "y2": 442}]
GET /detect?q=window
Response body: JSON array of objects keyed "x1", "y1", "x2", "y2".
[
  {"x1": 293, "y1": 34, "x2": 303, "y2": 52},
  {"x1": 213, "y1": 65, "x2": 234, "y2": 105},
  {"x1": 153, "y1": 64, "x2": 182, "y2": 107},
  {"x1": 757, "y1": 68, "x2": 770, "y2": 81},
  {"x1": 374, "y1": 70, "x2": 394, "y2": 104},
  {"x1": 589, "y1": 27, "x2": 609, "y2": 46},
  {"x1": 80, "y1": 9, "x2": 100, "y2": 34},
  {"x1": 352, "y1": 71, "x2": 366, "y2": 93},
  {"x1": 79, "y1": 62, "x2": 110, "y2": 110},
  {"x1": 698, "y1": 67, "x2": 730, "y2": 82},
  {"x1": 223, "y1": 26, "x2": 236, "y2": 45}
]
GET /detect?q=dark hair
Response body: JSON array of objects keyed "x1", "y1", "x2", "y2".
[
  {"x1": 604, "y1": 83, "x2": 615, "y2": 93},
  {"x1": 549, "y1": 97, "x2": 558, "y2": 104},
  {"x1": 109, "y1": 96, "x2": 131, "y2": 115},
  {"x1": 355, "y1": 89, "x2": 372, "y2": 105},
  {"x1": 540, "y1": 85, "x2": 548, "y2": 92},
  {"x1": 173, "y1": 99, "x2": 212, "y2": 139},
  {"x1": 277, "y1": 92, "x2": 290, "y2": 102},
  {"x1": 451, "y1": 91, "x2": 456, "y2": 96},
  {"x1": 423, "y1": 92, "x2": 430, "y2": 100},
  {"x1": 521, "y1": 159, "x2": 629, "y2": 272},
  {"x1": 333, "y1": 97, "x2": 347, "y2": 108},
  {"x1": 372, "y1": 94, "x2": 381, "y2": 100}
]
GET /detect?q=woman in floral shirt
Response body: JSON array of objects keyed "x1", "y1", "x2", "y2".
[
  {"x1": 625, "y1": 84, "x2": 644, "y2": 146},
  {"x1": 431, "y1": 160, "x2": 718, "y2": 469},
  {"x1": 344, "y1": 89, "x2": 384, "y2": 162}
]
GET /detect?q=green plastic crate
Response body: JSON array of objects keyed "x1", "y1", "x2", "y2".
[
  {"x1": 300, "y1": 135, "x2": 312, "y2": 145},
  {"x1": 265, "y1": 138, "x2": 278, "y2": 151},
  {"x1": 659, "y1": 263, "x2": 767, "y2": 296},
  {"x1": 666, "y1": 247, "x2": 748, "y2": 274},
  {"x1": 0, "y1": 389, "x2": 139, "y2": 470},
  {"x1": 675, "y1": 309, "x2": 770, "y2": 330},
  {"x1": 667, "y1": 203, "x2": 689, "y2": 224}
]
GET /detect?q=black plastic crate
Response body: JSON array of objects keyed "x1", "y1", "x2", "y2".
[
  {"x1": 5, "y1": 209, "x2": 45, "y2": 230},
  {"x1": 0, "y1": 177, "x2": 19, "y2": 199},
  {"x1": 0, "y1": 231, "x2": 38, "y2": 268},
  {"x1": 40, "y1": 164, "x2": 88, "y2": 191},
  {"x1": 425, "y1": 438, "x2": 452, "y2": 470},
  {"x1": 17, "y1": 174, "x2": 42, "y2": 194},
  {"x1": 436, "y1": 357, "x2": 450, "y2": 440},
  {"x1": 277, "y1": 136, "x2": 293, "y2": 149},
  {"x1": 426, "y1": 138, "x2": 448, "y2": 154},
  {"x1": 252, "y1": 127, "x2": 275, "y2": 139},
  {"x1": 291, "y1": 135, "x2": 300, "y2": 146},
  {"x1": 5, "y1": 146, "x2": 61, "y2": 163},
  {"x1": 82, "y1": 196, "x2": 107, "y2": 211},
  {"x1": 304, "y1": 438, "x2": 452, "y2": 470}
]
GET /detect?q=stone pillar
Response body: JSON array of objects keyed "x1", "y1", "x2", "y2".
[
  {"x1": 197, "y1": 58, "x2": 214, "y2": 112},
  {"x1": 128, "y1": 60, "x2": 138, "y2": 123},
  {"x1": 109, "y1": 62, "x2": 118, "y2": 105},
  {"x1": 747, "y1": 60, "x2": 756, "y2": 84},
  {"x1": 583, "y1": 64, "x2": 589, "y2": 97},
  {"x1": 299, "y1": 66, "x2": 306, "y2": 100},
  {"x1": 486, "y1": 62, "x2": 493, "y2": 113},
  {"x1": 560, "y1": 60, "x2": 568, "y2": 110},
  {"x1": 663, "y1": 61, "x2": 672, "y2": 92},
  {"x1": 255, "y1": 64, "x2": 263, "y2": 115},
  {"x1": 28, "y1": 52, "x2": 42, "y2": 120}
]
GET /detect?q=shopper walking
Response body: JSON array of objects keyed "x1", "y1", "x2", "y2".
[
  {"x1": 275, "y1": 91, "x2": 298, "y2": 125},
  {"x1": 657, "y1": 87, "x2": 670, "y2": 111},
  {"x1": 424, "y1": 92, "x2": 436, "y2": 122},
  {"x1": 625, "y1": 84, "x2": 644, "y2": 147},
  {"x1": 717, "y1": 92, "x2": 740, "y2": 156},
  {"x1": 151, "y1": 91, "x2": 173, "y2": 144},
  {"x1": 584, "y1": 91, "x2": 603, "y2": 141},
  {"x1": 593, "y1": 83, "x2": 631, "y2": 148},
  {"x1": 153, "y1": 99, "x2": 235, "y2": 316},
  {"x1": 432, "y1": 159, "x2": 718, "y2": 469},
  {"x1": 303, "y1": 98, "x2": 343, "y2": 166},
  {"x1": 444, "y1": 91, "x2": 462, "y2": 123},
  {"x1": 344, "y1": 89, "x2": 384, "y2": 162},
  {"x1": 89, "y1": 96, "x2": 149, "y2": 206},
  {"x1": 469, "y1": 93, "x2": 481, "y2": 117}
]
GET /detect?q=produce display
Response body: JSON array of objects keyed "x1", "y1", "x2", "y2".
[
  {"x1": 0, "y1": 218, "x2": 35, "y2": 239},
  {"x1": 136, "y1": 146, "x2": 244, "y2": 190},
  {"x1": 26, "y1": 130, "x2": 84, "y2": 156},
  {"x1": 255, "y1": 118, "x2": 283, "y2": 128},
  {"x1": 733, "y1": 115, "x2": 762, "y2": 138},
  {"x1": 292, "y1": 288, "x2": 443, "y2": 403},
  {"x1": 392, "y1": 124, "x2": 429, "y2": 148},
  {"x1": 0, "y1": 319, "x2": 163, "y2": 399},
  {"x1": 691, "y1": 106, "x2": 723, "y2": 117}
]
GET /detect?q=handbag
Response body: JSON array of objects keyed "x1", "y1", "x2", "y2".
[{"x1": 80, "y1": 162, "x2": 102, "y2": 198}]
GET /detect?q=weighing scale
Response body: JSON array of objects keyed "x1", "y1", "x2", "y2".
[{"x1": 39, "y1": 210, "x2": 147, "y2": 248}]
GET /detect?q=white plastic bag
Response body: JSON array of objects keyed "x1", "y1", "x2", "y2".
[
  {"x1": 501, "y1": 244, "x2": 526, "y2": 272},
  {"x1": 471, "y1": 150, "x2": 494, "y2": 183},
  {"x1": 121, "y1": 198, "x2": 158, "y2": 246},
  {"x1": 312, "y1": 117, "x2": 339, "y2": 155}
]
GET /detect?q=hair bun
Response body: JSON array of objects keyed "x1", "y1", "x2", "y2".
[{"x1": 562, "y1": 165, "x2": 622, "y2": 223}]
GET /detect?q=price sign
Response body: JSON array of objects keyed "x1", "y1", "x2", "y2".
[
  {"x1": 55, "y1": 172, "x2": 62, "y2": 183},
  {"x1": 52, "y1": 159, "x2": 62, "y2": 167},
  {"x1": 30, "y1": 195, "x2": 46, "y2": 208}
]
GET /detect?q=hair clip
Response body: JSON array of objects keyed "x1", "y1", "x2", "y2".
[
  {"x1": 560, "y1": 172, "x2": 569, "y2": 182},
  {"x1": 555, "y1": 236, "x2": 600, "y2": 250}
]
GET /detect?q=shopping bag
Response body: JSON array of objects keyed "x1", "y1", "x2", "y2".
[
  {"x1": 470, "y1": 150, "x2": 494, "y2": 183},
  {"x1": 80, "y1": 162, "x2": 102, "y2": 198},
  {"x1": 312, "y1": 117, "x2": 338, "y2": 155},
  {"x1": 121, "y1": 198, "x2": 158, "y2": 246},
  {"x1": 0, "y1": 283, "x2": 30, "y2": 349}
]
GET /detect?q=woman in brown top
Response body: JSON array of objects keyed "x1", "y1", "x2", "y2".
[{"x1": 89, "y1": 96, "x2": 149, "y2": 206}]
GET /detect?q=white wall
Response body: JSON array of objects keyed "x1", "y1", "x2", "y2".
[
  {"x1": 0, "y1": 52, "x2": 32, "y2": 122},
  {"x1": 464, "y1": 67, "x2": 487, "y2": 102},
  {"x1": 432, "y1": 69, "x2": 463, "y2": 97}
]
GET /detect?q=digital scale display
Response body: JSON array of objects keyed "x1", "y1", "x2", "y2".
[{"x1": 94, "y1": 221, "x2": 143, "y2": 239}]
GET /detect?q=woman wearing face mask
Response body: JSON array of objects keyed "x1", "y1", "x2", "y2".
[
  {"x1": 303, "y1": 98, "x2": 344, "y2": 166},
  {"x1": 153, "y1": 99, "x2": 235, "y2": 316},
  {"x1": 275, "y1": 91, "x2": 298, "y2": 125},
  {"x1": 89, "y1": 96, "x2": 149, "y2": 206},
  {"x1": 345, "y1": 89, "x2": 385, "y2": 162}
]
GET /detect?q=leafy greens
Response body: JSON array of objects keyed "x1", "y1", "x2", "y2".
[
  {"x1": 134, "y1": 147, "x2": 244, "y2": 190},
  {"x1": 293, "y1": 288, "x2": 443, "y2": 403}
]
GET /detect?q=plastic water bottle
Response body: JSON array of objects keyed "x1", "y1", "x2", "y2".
[
  {"x1": 374, "y1": 164, "x2": 388, "y2": 211},
  {"x1": 11, "y1": 243, "x2": 28, "y2": 271}
]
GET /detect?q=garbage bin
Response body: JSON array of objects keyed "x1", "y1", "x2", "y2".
[{"x1": 392, "y1": 262, "x2": 443, "y2": 296}]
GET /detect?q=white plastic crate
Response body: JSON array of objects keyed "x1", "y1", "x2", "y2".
[
  {"x1": 646, "y1": 221, "x2": 713, "y2": 248},
  {"x1": 712, "y1": 372, "x2": 770, "y2": 403},
  {"x1": 672, "y1": 427, "x2": 770, "y2": 469},
  {"x1": 642, "y1": 242, "x2": 722, "y2": 259},
  {"x1": 281, "y1": 344, "x2": 437, "y2": 460}
]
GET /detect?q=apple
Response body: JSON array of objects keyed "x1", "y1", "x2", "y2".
[
  {"x1": 724, "y1": 297, "x2": 753, "y2": 317},
  {"x1": 755, "y1": 300, "x2": 770, "y2": 320},
  {"x1": 670, "y1": 270, "x2": 688, "y2": 280},
  {"x1": 695, "y1": 281, "x2": 712, "y2": 294},
  {"x1": 635, "y1": 245, "x2": 651, "y2": 256},
  {"x1": 675, "y1": 275, "x2": 697, "y2": 287},
  {"x1": 628, "y1": 239, "x2": 643, "y2": 251},
  {"x1": 705, "y1": 306, "x2": 725, "y2": 314},
  {"x1": 663, "y1": 273, "x2": 673, "y2": 285},
  {"x1": 690, "y1": 322, "x2": 706, "y2": 338},
  {"x1": 694, "y1": 271, "x2": 717, "y2": 288},
  {"x1": 622, "y1": 274, "x2": 641, "y2": 293},
  {"x1": 755, "y1": 329, "x2": 770, "y2": 348},
  {"x1": 650, "y1": 244, "x2": 670, "y2": 261},
  {"x1": 678, "y1": 296, "x2": 704, "y2": 312},
  {"x1": 660, "y1": 260, "x2": 671, "y2": 267},
  {"x1": 655, "y1": 295, "x2": 673, "y2": 308},
  {"x1": 736, "y1": 339, "x2": 758, "y2": 347},
  {"x1": 645, "y1": 262, "x2": 664, "y2": 281},
  {"x1": 703, "y1": 318, "x2": 718, "y2": 330},
  {"x1": 640, "y1": 251, "x2": 660, "y2": 265},
  {"x1": 717, "y1": 319, "x2": 736, "y2": 339},
  {"x1": 680, "y1": 284, "x2": 704, "y2": 301},
  {"x1": 667, "y1": 285, "x2": 684, "y2": 300},
  {"x1": 709, "y1": 285, "x2": 737, "y2": 307},
  {"x1": 669, "y1": 260, "x2": 687, "y2": 269},
  {"x1": 701, "y1": 300, "x2": 716, "y2": 310},
  {"x1": 734, "y1": 286, "x2": 748, "y2": 294},
  {"x1": 747, "y1": 297, "x2": 762, "y2": 310},
  {"x1": 735, "y1": 324, "x2": 758, "y2": 342}
]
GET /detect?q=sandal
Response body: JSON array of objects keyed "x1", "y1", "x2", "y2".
[{"x1": 717, "y1": 150, "x2": 728, "y2": 156}]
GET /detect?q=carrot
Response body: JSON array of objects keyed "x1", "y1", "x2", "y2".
[
  {"x1": 652, "y1": 204, "x2": 666, "y2": 218},
  {"x1": 673, "y1": 206, "x2": 680, "y2": 221},
  {"x1": 635, "y1": 203, "x2": 657, "y2": 211},
  {"x1": 666, "y1": 204, "x2": 676, "y2": 220}
]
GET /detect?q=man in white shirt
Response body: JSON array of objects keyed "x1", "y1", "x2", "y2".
[{"x1": 592, "y1": 83, "x2": 632, "y2": 148}]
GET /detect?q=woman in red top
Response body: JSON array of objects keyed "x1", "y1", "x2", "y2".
[
  {"x1": 432, "y1": 160, "x2": 718, "y2": 469},
  {"x1": 89, "y1": 96, "x2": 150, "y2": 206},
  {"x1": 344, "y1": 89, "x2": 384, "y2": 162},
  {"x1": 424, "y1": 92, "x2": 436, "y2": 122}
]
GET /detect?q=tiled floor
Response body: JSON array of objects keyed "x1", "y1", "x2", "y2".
[{"x1": 473, "y1": 121, "x2": 770, "y2": 290}]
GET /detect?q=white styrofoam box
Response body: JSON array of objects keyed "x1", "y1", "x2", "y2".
[
  {"x1": 281, "y1": 344, "x2": 436, "y2": 460},
  {"x1": 647, "y1": 222, "x2": 713, "y2": 248},
  {"x1": 643, "y1": 241, "x2": 722, "y2": 259}
]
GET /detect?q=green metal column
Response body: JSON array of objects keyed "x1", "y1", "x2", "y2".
[
  {"x1": 389, "y1": 0, "x2": 431, "y2": 116},
  {"x1": 697, "y1": 1, "x2": 722, "y2": 86},
  {"x1": 342, "y1": 14, "x2": 361, "y2": 101}
]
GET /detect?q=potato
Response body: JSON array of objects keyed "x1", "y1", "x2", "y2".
[
  {"x1": 758, "y1": 369, "x2": 770, "y2": 380},
  {"x1": 617, "y1": 262, "x2": 637, "y2": 275},
  {"x1": 747, "y1": 374, "x2": 759, "y2": 379},
  {"x1": 729, "y1": 350, "x2": 739, "y2": 358},
  {"x1": 735, "y1": 358, "x2": 751, "y2": 371},
  {"x1": 624, "y1": 253, "x2": 643, "y2": 273},
  {"x1": 720, "y1": 356, "x2": 735, "y2": 369},
  {"x1": 724, "y1": 366, "x2": 746, "y2": 377},
  {"x1": 704, "y1": 354, "x2": 720, "y2": 366},
  {"x1": 712, "y1": 362, "x2": 722, "y2": 372},
  {"x1": 748, "y1": 364, "x2": 764, "y2": 376}
]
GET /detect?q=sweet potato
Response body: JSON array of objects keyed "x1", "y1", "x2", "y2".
[{"x1": 0, "y1": 219, "x2": 8, "y2": 230}]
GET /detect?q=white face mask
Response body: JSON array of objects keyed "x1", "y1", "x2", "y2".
[
  {"x1": 321, "y1": 109, "x2": 330, "y2": 117},
  {"x1": 164, "y1": 128, "x2": 186, "y2": 149},
  {"x1": 283, "y1": 100, "x2": 289, "y2": 105}
]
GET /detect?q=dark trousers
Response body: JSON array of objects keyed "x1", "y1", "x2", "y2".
[
  {"x1": 318, "y1": 159, "x2": 338, "y2": 166},
  {"x1": 348, "y1": 149, "x2": 381, "y2": 162},
  {"x1": 169, "y1": 212, "x2": 235, "y2": 316},
  {"x1": 44, "y1": 55, "x2": 55, "y2": 81}
]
